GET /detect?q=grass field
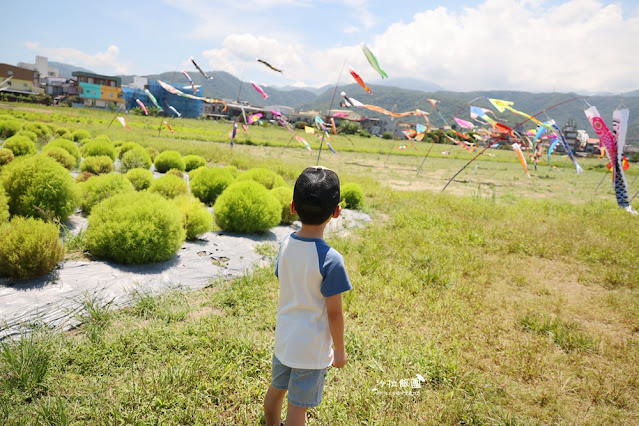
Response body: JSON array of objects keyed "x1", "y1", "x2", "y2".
[{"x1": 1, "y1": 103, "x2": 639, "y2": 424}]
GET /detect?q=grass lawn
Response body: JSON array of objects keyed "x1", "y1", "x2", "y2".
[{"x1": 1, "y1": 103, "x2": 639, "y2": 424}]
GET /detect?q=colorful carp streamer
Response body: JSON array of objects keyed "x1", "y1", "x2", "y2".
[
  {"x1": 330, "y1": 118, "x2": 338, "y2": 135},
  {"x1": 190, "y1": 56, "x2": 214, "y2": 80},
  {"x1": 168, "y1": 105, "x2": 181, "y2": 117},
  {"x1": 277, "y1": 116, "x2": 311, "y2": 152},
  {"x1": 342, "y1": 91, "x2": 427, "y2": 118},
  {"x1": 349, "y1": 67, "x2": 372, "y2": 94},
  {"x1": 362, "y1": 43, "x2": 388, "y2": 79},
  {"x1": 164, "y1": 121, "x2": 174, "y2": 134},
  {"x1": 181, "y1": 70, "x2": 198, "y2": 94},
  {"x1": 512, "y1": 143, "x2": 530, "y2": 178},
  {"x1": 427, "y1": 98, "x2": 448, "y2": 126},
  {"x1": 229, "y1": 122, "x2": 238, "y2": 146},
  {"x1": 116, "y1": 117, "x2": 130, "y2": 131},
  {"x1": 585, "y1": 106, "x2": 634, "y2": 212},
  {"x1": 489, "y1": 98, "x2": 554, "y2": 132},
  {"x1": 257, "y1": 59, "x2": 283, "y2": 74},
  {"x1": 551, "y1": 123, "x2": 583, "y2": 175},
  {"x1": 453, "y1": 116, "x2": 474, "y2": 129},
  {"x1": 470, "y1": 106, "x2": 499, "y2": 126},
  {"x1": 136, "y1": 99, "x2": 148, "y2": 115},
  {"x1": 251, "y1": 81, "x2": 269, "y2": 99},
  {"x1": 547, "y1": 136, "x2": 560, "y2": 165},
  {"x1": 248, "y1": 113, "x2": 262, "y2": 124},
  {"x1": 445, "y1": 135, "x2": 477, "y2": 153},
  {"x1": 144, "y1": 89, "x2": 163, "y2": 112},
  {"x1": 157, "y1": 80, "x2": 227, "y2": 110}
]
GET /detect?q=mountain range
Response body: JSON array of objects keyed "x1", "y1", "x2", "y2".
[{"x1": 54, "y1": 62, "x2": 639, "y2": 142}]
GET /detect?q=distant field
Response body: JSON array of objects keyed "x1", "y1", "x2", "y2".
[{"x1": 1, "y1": 103, "x2": 638, "y2": 424}]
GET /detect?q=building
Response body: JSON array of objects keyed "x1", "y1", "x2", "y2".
[
  {"x1": 43, "y1": 76, "x2": 77, "y2": 97},
  {"x1": 72, "y1": 71, "x2": 124, "y2": 108},
  {"x1": 0, "y1": 63, "x2": 44, "y2": 94},
  {"x1": 17, "y1": 56, "x2": 59, "y2": 82}
]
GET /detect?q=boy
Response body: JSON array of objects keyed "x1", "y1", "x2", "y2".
[{"x1": 264, "y1": 167, "x2": 352, "y2": 426}]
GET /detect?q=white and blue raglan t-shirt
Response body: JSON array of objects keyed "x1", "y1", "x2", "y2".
[{"x1": 274, "y1": 233, "x2": 352, "y2": 369}]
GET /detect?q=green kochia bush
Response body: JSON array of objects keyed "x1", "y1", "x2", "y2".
[
  {"x1": 43, "y1": 146, "x2": 75, "y2": 169},
  {"x1": 23, "y1": 122, "x2": 52, "y2": 141},
  {"x1": 117, "y1": 142, "x2": 145, "y2": 159},
  {"x1": 190, "y1": 167, "x2": 235, "y2": 205},
  {"x1": 236, "y1": 167, "x2": 287, "y2": 189},
  {"x1": 0, "y1": 155, "x2": 80, "y2": 221},
  {"x1": 0, "y1": 148, "x2": 14, "y2": 166},
  {"x1": 124, "y1": 168, "x2": 154, "y2": 190},
  {"x1": 0, "y1": 119, "x2": 21, "y2": 139},
  {"x1": 183, "y1": 154, "x2": 206, "y2": 171},
  {"x1": 0, "y1": 216, "x2": 65, "y2": 279},
  {"x1": 341, "y1": 183, "x2": 365, "y2": 210},
  {"x1": 82, "y1": 140, "x2": 116, "y2": 160},
  {"x1": 120, "y1": 147, "x2": 152, "y2": 172},
  {"x1": 85, "y1": 191, "x2": 186, "y2": 264},
  {"x1": 173, "y1": 195, "x2": 213, "y2": 240},
  {"x1": 154, "y1": 150, "x2": 185, "y2": 173},
  {"x1": 3, "y1": 135, "x2": 37, "y2": 157},
  {"x1": 16, "y1": 130, "x2": 37, "y2": 143},
  {"x1": 270, "y1": 186, "x2": 298, "y2": 224},
  {"x1": 72, "y1": 129, "x2": 91, "y2": 142},
  {"x1": 80, "y1": 156, "x2": 114, "y2": 174},
  {"x1": 43, "y1": 139, "x2": 81, "y2": 165},
  {"x1": 149, "y1": 174, "x2": 188, "y2": 199},
  {"x1": 78, "y1": 173, "x2": 135, "y2": 213},
  {"x1": 214, "y1": 181, "x2": 281, "y2": 233},
  {"x1": 0, "y1": 185, "x2": 9, "y2": 225}
]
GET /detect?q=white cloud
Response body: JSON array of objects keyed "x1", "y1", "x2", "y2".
[
  {"x1": 368, "y1": 0, "x2": 639, "y2": 92},
  {"x1": 24, "y1": 42, "x2": 130, "y2": 75}
]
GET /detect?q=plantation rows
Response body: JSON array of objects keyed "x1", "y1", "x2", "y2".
[{"x1": 0, "y1": 115, "x2": 365, "y2": 280}]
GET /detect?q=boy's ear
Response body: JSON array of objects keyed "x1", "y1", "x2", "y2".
[
  {"x1": 290, "y1": 201, "x2": 297, "y2": 214},
  {"x1": 332, "y1": 205, "x2": 342, "y2": 218}
]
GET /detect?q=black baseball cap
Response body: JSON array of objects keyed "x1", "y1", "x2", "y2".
[{"x1": 293, "y1": 167, "x2": 340, "y2": 222}]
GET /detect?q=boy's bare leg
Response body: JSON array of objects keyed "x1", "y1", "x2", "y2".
[
  {"x1": 285, "y1": 402, "x2": 308, "y2": 426},
  {"x1": 264, "y1": 385, "x2": 287, "y2": 426}
]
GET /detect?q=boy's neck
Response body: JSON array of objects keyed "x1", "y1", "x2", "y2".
[{"x1": 295, "y1": 222, "x2": 328, "y2": 240}]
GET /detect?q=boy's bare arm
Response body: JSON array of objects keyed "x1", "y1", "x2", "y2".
[{"x1": 326, "y1": 293, "x2": 347, "y2": 368}]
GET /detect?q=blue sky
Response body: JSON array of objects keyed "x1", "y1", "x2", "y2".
[{"x1": 2, "y1": 0, "x2": 638, "y2": 93}]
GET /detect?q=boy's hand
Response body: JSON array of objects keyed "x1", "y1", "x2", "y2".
[{"x1": 332, "y1": 350, "x2": 348, "y2": 368}]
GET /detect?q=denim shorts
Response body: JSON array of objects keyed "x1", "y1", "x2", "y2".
[{"x1": 271, "y1": 354, "x2": 328, "y2": 408}]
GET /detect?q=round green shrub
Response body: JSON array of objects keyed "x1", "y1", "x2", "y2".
[
  {"x1": 190, "y1": 167, "x2": 235, "y2": 205},
  {"x1": 120, "y1": 147, "x2": 152, "y2": 172},
  {"x1": 54, "y1": 127, "x2": 70, "y2": 137},
  {"x1": 77, "y1": 138, "x2": 91, "y2": 147},
  {"x1": 236, "y1": 167, "x2": 287, "y2": 190},
  {"x1": 44, "y1": 146, "x2": 75, "y2": 169},
  {"x1": 16, "y1": 130, "x2": 37, "y2": 143},
  {"x1": 0, "y1": 185, "x2": 9, "y2": 225},
  {"x1": 22, "y1": 122, "x2": 51, "y2": 141},
  {"x1": 82, "y1": 140, "x2": 116, "y2": 160},
  {"x1": 85, "y1": 191, "x2": 185, "y2": 264},
  {"x1": 124, "y1": 168, "x2": 154, "y2": 191},
  {"x1": 72, "y1": 129, "x2": 91, "y2": 142},
  {"x1": 149, "y1": 174, "x2": 188, "y2": 199},
  {"x1": 183, "y1": 154, "x2": 206, "y2": 171},
  {"x1": 224, "y1": 165, "x2": 238, "y2": 177},
  {"x1": 78, "y1": 173, "x2": 135, "y2": 213},
  {"x1": 0, "y1": 216, "x2": 64, "y2": 279},
  {"x1": 154, "y1": 150, "x2": 185, "y2": 173},
  {"x1": 43, "y1": 139, "x2": 81, "y2": 165},
  {"x1": 173, "y1": 195, "x2": 213, "y2": 240},
  {"x1": 3, "y1": 135, "x2": 37, "y2": 157},
  {"x1": 0, "y1": 148, "x2": 14, "y2": 166},
  {"x1": 0, "y1": 154, "x2": 80, "y2": 221},
  {"x1": 213, "y1": 181, "x2": 281, "y2": 233},
  {"x1": 0, "y1": 120, "x2": 22, "y2": 139},
  {"x1": 80, "y1": 155, "x2": 114, "y2": 174},
  {"x1": 117, "y1": 142, "x2": 144, "y2": 159},
  {"x1": 60, "y1": 132, "x2": 74, "y2": 141},
  {"x1": 270, "y1": 186, "x2": 298, "y2": 224},
  {"x1": 341, "y1": 183, "x2": 364, "y2": 210},
  {"x1": 166, "y1": 168, "x2": 184, "y2": 178},
  {"x1": 188, "y1": 166, "x2": 206, "y2": 181},
  {"x1": 93, "y1": 134, "x2": 111, "y2": 144},
  {"x1": 147, "y1": 147, "x2": 159, "y2": 161}
]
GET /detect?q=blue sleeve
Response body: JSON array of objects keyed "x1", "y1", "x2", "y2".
[{"x1": 320, "y1": 248, "x2": 352, "y2": 298}]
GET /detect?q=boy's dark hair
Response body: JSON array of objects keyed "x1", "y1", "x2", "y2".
[{"x1": 293, "y1": 166, "x2": 340, "y2": 225}]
